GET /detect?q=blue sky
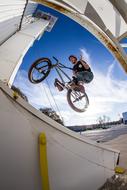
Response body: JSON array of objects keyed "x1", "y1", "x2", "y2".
[{"x1": 13, "y1": 4, "x2": 127, "y2": 126}]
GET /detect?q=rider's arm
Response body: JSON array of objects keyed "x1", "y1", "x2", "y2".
[{"x1": 80, "y1": 59, "x2": 90, "y2": 70}]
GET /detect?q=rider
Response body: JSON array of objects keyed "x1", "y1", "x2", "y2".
[{"x1": 68, "y1": 55, "x2": 94, "y2": 85}]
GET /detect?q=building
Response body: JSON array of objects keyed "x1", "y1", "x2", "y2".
[{"x1": 122, "y1": 112, "x2": 127, "y2": 124}]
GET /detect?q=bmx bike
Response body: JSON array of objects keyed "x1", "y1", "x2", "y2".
[{"x1": 28, "y1": 56, "x2": 89, "y2": 112}]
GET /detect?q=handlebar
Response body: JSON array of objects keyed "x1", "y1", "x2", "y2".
[
  {"x1": 53, "y1": 56, "x2": 59, "y2": 62},
  {"x1": 52, "y1": 56, "x2": 73, "y2": 70}
]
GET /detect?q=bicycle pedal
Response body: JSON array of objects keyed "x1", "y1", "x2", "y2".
[{"x1": 54, "y1": 80, "x2": 64, "y2": 91}]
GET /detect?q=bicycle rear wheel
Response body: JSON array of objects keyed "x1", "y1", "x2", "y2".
[
  {"x1": 67, "y1": 87, "x2": 89, "y2": 112},
  {"x1": 28, "y1": 58, "x2": 52, "y2": 83}
]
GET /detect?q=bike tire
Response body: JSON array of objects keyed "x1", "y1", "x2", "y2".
[
  {"x1": 28, "y1": 58, "x2": 52, "y2": 83},
  {"x1": 67, "y1": 88, "x2": 89, "y2": 112}
]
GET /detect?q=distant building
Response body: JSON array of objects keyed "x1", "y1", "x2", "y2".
[
  {"x1": 66, "y1": 119, "x2": 123, "y2": 132},
  {"x1": 122, "y1": 112, "x2": 127, "y2": 124}
]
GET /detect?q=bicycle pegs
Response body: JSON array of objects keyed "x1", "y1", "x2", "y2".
[{"x1": 54, "y1": 78, "x2": 64, "y2": 91}]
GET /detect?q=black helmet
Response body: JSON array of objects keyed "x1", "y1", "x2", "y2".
[{"x1": 68, "y1": 55, "x2": 77, "y2": 61}]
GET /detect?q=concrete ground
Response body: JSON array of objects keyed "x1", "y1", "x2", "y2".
[
  {"x1": 99, "y1": 135, "x2": 127, "y2": 189},
  {"x1": 104, "y1": 134, "x2": 127, "y2": 170},
  {"x1": 98, "y1": 174, "x2": 127, "y2": 190}
]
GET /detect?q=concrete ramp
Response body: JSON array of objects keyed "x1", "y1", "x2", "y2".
[{"x1": 0, "y1": 81, "x2": 119, "y2": 190}]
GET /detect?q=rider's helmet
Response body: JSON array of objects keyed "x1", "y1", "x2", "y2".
[{"x1": 68, "y1": 55, "x2": 77, "y2": 61}]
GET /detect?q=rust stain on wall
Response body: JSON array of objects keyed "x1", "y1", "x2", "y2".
[
  {"x1": 97, "y1": 32, "x2": 127, "y2": 72},
  {"x1": 33, "y1": 0, "x2": 69, "y2": 14}
]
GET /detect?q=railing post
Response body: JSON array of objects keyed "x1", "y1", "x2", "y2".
[{"x1": 39, "y1": 133, "x2": 50, "y2": 190}]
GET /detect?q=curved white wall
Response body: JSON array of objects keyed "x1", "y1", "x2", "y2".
[
  {"x1": 0, "y1": 19, "x2": 49, "y2": 84},
  {"x1": 0, "y1": 81, "x2": 119, "y2": 190}
]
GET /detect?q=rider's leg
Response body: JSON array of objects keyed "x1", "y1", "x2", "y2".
[
  {"x1": 76, "y1": 71, "x2": 94, "y2": 83},
  {"x1": 70, "y1": 75, "x2": 85, "y2": 93},
  {"x1": 72, "y1": 76, "x2": 78, "y2": 84},
  {"x1": 70, "y1": 71, "x2": 93, "y2": 92},
  {"x1": 71, "y1": 71, "x2": 93, "y2": 93}
]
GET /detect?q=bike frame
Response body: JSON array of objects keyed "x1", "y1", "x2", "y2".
[
  {"x1": 51, "y1": 57, "x2": 73, "y2": 85},
  {"x1": 50, "y1": 58, "x2": 87, "y2": 104}
]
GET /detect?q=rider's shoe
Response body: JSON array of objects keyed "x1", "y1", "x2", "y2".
[
  {"x1": 72, "y1": 84, "x2": 85, "y2": 93},
  {"x1": 54, "y1": 78, "x2": 64, "y2": 91},
  {"x1": 72, "y1": 76, "x2": 78, "y2": 85},
  {"x1": 68, "y1": 76, "x2": 78, "y2": 88},
  {"x1": 77, "y1": 85, "x2": 85, "y2": 93},
  {"x1": 69, "y1": 82, "x2": 85, "y2": 93}
]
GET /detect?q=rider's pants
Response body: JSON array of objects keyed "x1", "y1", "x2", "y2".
[{"x1": 76, "y1": 71, "x2": 94, "y2": 83}]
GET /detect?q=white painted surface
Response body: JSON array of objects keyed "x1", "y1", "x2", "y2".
[
  {"x1": 0, "y1": 0, "x2": 26, "y2": 44},
  {"x1": 0, "y1": 0, "x2": 38, "y2": 44},
  {"x1": 0, "y1": 16, "x2": 21, "y2": 44},
  {"x1": 0, "y1": 19, "x2": 49, "y2": 84},
  {"x1": 88, "y1": 0, "x2": 127, "y2": 37},
  {"x1": 0, "y1": 81, "x2": 119, "y2": 190},
  {"x1": 63, "y1": 0, "x2": 88, "y2": 14},
  {"x1": 24, "y1": 1, "x2": 37, "y2": 16},
  {"x1": 46, "y1": 0, "x2": 127, "y2": 38}
]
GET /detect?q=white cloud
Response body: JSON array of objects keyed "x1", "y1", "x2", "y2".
[
  {"x1": 80, "y1": 48, "x2": 91, "y2": 65},
  {"x1": 107, "y1": 61, "x2": 115, "y2": 79},
  {"x1": 13, "y1": 49, "x2": 127, "y2": 126},
  {"x1": 14, "y1": 71, "x2": 57, "y2": 109}
]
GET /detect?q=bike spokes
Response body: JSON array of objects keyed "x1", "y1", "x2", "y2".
[
  {"x1": 35, "y1": 64, "x2": 49, "y2": 72},
  {"x1": 72, "y1": 92, "x2": 87, "y2": 108},
  {"x1": 73, "y1": 96, "x2": 86, "y2": 103},
  {"x1": 28, "y1": 58, "x2": 51, "y2": 83},
  {"x1": 67, "y1": 88, "x2": 89, "y2": 112}
]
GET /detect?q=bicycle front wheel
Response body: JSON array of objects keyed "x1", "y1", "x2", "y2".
[
  {"x1": 67, "y1": 88, "x2": 89, "y2": 112},
  {"x1": 28, "y1": 58, "x2": 52, "y2": 83}
]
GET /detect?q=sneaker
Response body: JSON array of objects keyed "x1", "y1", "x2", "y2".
[
  {"x1": 72, "y1": 84, "x2": 85, "y2": 93},
  {"x1": 54, "y1": 78, "x2": 64, "y2": 91},
  {"x1": 72, "y1": 76, "x2": 78, "y2": 85}
]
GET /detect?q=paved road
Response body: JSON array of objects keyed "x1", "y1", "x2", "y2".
[{"x1": 82, "y1": 124, "x2": 127, "y2": 142}]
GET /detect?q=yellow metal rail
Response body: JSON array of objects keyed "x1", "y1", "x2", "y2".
[
  {"x1": 115, "y1": 166, "x2": 126, "y2": 174},
  {"x1": 39, "y1": 132, "x2": 50, "y2": 190}
]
